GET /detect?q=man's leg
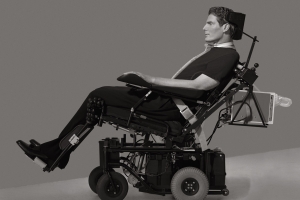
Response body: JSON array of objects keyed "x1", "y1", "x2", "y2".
[
  {"x1": 19, "y1": 86, "x2": 182, "y2": 169},
  {"x1": 34, "y1": 86, "x2": 153, "y2": 168},
  {"x1": 38, "y1": 87, "x2": 140, "y2": 159}
]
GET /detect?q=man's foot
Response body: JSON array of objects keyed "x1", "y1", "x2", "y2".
[
  {"x1": 29, "y1": 139, "x2": 40, "y2": 147},
  {"x1": 16, "y1": 140, "x2": 48, "y2": 159}
]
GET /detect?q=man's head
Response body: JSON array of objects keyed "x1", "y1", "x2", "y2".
[{"x1": 203, "y1": 7, "x2": 235, "y2": 44}]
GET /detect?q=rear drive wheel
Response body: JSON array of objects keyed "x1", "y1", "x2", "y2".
[{"x1": 171, "y1": 167, "x2": 209, "y2": 200}]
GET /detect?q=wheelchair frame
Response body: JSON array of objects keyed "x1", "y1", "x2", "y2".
[
  {"x1": 89, "y1": 31, "x2": 267, "y2": 200},
  {"x1": 97, "y1": 134, "x2": 228, "y2": 196},
  {"x1": 88, "y1": 59, "x2": 265, "y2": 199},
  {"x1": 33, "y1": 18, "x2": 267, "y2": 199}
]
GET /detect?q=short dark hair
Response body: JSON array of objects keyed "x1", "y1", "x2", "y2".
[{"x1": 208, "y1": 7, "x2": 235, "y2": 38}]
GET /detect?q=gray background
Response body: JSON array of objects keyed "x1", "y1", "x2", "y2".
[{"x1": 0, "y1": 0, "x2": 299, "y2": 189}]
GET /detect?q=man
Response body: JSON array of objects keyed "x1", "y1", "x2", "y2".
[{"x1": 17, "y1": 7, "x2": 239, "y2": 169}]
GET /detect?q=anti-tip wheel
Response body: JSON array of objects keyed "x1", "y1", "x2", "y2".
[{"x1": 222, "y1": 188, "x2": 229, "y2": 196}]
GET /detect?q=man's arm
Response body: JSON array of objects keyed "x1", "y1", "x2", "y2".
[
  {"x1": 152, "y1": 74, "x2": 219, "y2": 90},
  {"x1": 123, "y1": 71, "x2": 219, "y2": 91},
  {"x1": 123, "y1": 51, "x2": 239, "y2": 91}
]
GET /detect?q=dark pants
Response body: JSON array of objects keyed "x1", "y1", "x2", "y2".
[{"x1": 39, "y1": 86, "x2": 184, "y2": 168}]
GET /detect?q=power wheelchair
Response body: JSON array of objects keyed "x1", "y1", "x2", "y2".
[{"x1": 23, "y1": 12, "x2": 267, "y2": 200}]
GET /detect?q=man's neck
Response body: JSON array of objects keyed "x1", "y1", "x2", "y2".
[
  {"x1": 208, "y1": 36, "x2": 233, "y2": 45},
  {"x1": 206, "y1": 40, "x2": 235, "y2": 49},
  {"x1": 215, "y1": 38, "x2": 233, "y2": 45}
]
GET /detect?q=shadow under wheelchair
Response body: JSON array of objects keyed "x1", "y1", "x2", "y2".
[{"x1": 206, "y1": 177, "x2": 250, "y2": 200}]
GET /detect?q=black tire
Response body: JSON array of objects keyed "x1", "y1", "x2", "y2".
[
  {"x1": 88, "y1": 166, "x2": 115, "y2": 194},
  {"x1": 96, "y1": 172, "x2": 128, "y2": 200},
  {"x1": 222, "y1": 188, "x2": 229, "y2": 196},
  {"x1": 171, "y1": 167, "x2": 209, "y2": 200}
]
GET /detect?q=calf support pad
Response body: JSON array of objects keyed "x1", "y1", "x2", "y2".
[{"x1": 59, "y1": 125, "x2": 93, "y2": 150}]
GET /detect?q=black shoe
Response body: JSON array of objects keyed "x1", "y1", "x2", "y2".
[
  {"x1": 16, "y1": 140, "x2": 48, "y2": 159},
  {"x1": 29, "y1": 139, "x2": 40, "y2": 147}
]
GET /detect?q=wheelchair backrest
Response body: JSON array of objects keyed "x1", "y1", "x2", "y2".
[{"x1": 182, "y1": 64, "x2": 241, "y2": 129}]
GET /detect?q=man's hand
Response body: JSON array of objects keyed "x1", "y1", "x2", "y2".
[{"x1": 123, "y1": 71, "x2": 155, "y2": 84}]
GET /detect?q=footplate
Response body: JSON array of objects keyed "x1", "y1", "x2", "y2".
[
  {"x1": 33, "y1": 157, "x2": 47, "y2": 168},
  {"x1": 23, "y1": 153, "x2": 48, "y2": 169}
]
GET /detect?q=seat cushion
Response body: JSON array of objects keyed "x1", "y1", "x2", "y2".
[{"x1": 102, "y1": 106, "x2": 183, "y2": 136}]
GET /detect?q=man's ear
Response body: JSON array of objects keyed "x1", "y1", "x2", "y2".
[{"x1": 222, "y1": 23, "x2": 230, "y2": 33}]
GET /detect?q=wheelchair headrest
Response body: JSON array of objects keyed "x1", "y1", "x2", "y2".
[{"x1": 226, "y1": 12, "x2": 246, "y2": 40}]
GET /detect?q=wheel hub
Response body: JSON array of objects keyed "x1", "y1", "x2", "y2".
[
  {"x1": 105, "y1": 179, "x2": 121, "y2": 197},
  {"x1": 181, "y1": 178, "x2": 199, "y2": 196}
]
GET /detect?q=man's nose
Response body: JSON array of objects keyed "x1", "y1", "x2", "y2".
[{"x1": 203, "y1": 24, "x2": 207, "y2": 31}]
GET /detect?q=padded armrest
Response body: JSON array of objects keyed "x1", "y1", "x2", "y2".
[
  {"x1": 117, "y1": 74, "x2": 152, "y2": 88},
  {"x1": 117, "y1": 73, "x2": 205, "y2": 100}
]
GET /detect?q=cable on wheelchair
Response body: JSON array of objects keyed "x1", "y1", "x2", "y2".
[
  {"x1": 127, "y1": 90, "x2": 152, "y2": 127},
  {"x1": 122, "y1": 154, "x2": 146, "y2": 176},
  {"x1": 122, "y1": 152, "x2": 142, "y2": 172},
  {"x1": 130, "y1": 132, "x2": 155, "y2": 146},
  {"x1": 135, "y1": 139, "x2": 144, "y2": 144},
  {"x1": 219, "y1": 100, "x2": 253, "y2": 124},
  {"x1": 120, "y1": 139, "x2": 149, "y2": 177},
  {"x1": 120, "y1": 156, "x2": 138, "y2": 177},
  {"x1": 206, "y1": 101, "x2": 252, "y2": 145},
  {"x1": 170, "y1": 133, "x2": 196, "y2": 150},
  {"x1": 172, "y1": 143, "x2": 194, "y2": 150},
  {"x1": 172, "y1": 136, "x2": 196, "y2": 150},
  {"x1": 121, "y1": 151, "x2": 173, "y2": 178},
  {"x1": 150, "y1": 134, "x2": 157, "y2": 143}
]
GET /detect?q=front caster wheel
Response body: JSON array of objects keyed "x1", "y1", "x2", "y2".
[
  {"x1": 96, "y1": 171, "x2": 128, "y2": 200},
  {"x1": 171, "y1": 167, "x2": 209, "y2": 200},
  {"x1": 88, "y1": 166, "x2": 115, "y2": 193}
]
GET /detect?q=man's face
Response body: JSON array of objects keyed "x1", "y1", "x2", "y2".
[{"x1": 203, "y1": 14, "x2": 224, "y2": 43}]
